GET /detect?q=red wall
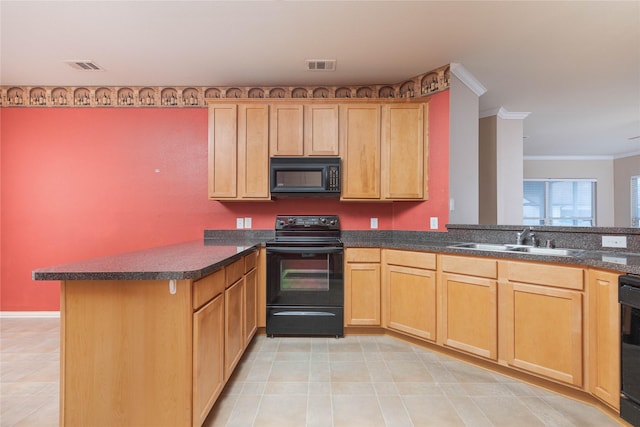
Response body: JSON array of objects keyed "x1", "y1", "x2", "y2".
[{"x1": 0, "y1": 90, "x2": 449, "y2": 311}]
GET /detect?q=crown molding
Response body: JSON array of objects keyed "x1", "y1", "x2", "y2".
[
  {"x1": 450, "y1": 63, "x2": 487, "y2": 97},
  {"x1": 524, "y1": 155, "x2": 615, "y2": 161},
  {"x1": 480, "y1": 107, "x2": 530, "y2": 120},
  {"x1": 614, "y1": 150, "x2": 640, "y2": 159},
  {"x1": 525, "y1": 150, "x2": 640, "y2": 161}
]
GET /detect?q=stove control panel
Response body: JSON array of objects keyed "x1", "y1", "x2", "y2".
[{"x1": 275, "y1": 215, "x2": 340, "y2": 230}]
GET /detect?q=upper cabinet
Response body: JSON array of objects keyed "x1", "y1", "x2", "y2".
[
  {"x1": 340, "y1": 104, "x2": 382, "y2": 199},
  {"x1": 208, "y1": 103, "x2": 270, "y2": 200},
  {"x1": 238, "y1": 105, "x2": 270, "y2": 199},
  {"x1": 340, "y1": 101, "x2": 429, "y2": 201},
  {"x1": 270, "y1": 104, "x2": 304, "y2": 156},
  {"x1": 208, "y1": 104, "x2": 238, "y2": 199},
  {"x1": 381, "y1": 103, "x2": 428, "y2": 200},
  {"x1": 304, "y1": 104, "x2": 340, "y2": 156},
  {"x1": 270, "y1": 103, "x2": 340, "y2": 157},
  {"x1": 207, "y1": 99, "x2": 429, "y2": 202}
]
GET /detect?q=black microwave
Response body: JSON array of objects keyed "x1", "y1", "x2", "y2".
[{"x1": 270, "y1": 157, "x2": 341, "y2": 197}]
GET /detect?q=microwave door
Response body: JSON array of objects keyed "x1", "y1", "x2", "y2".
[{"x1": 275, "y1": 169, "x2": 324, "y2": 191}]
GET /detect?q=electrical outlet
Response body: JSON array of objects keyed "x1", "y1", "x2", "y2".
[
  {"x1": 370, "y1": 218, "x2": 378, "y2": 229},
  {"x1": 244, "y1": 217, "x2": 252, "y2": 229},
  {"x1": 430, "y1": 217, "x2": 438, "y2": 230},
  {"x1": 602, "y1": 255, "x2": 627, "y2": 265},
  {"x1": 236, "y1": 218, "x2": 244, "y2": 229},
  {"x1": 602, "y1": 235, "x2": 627, "y2": 248}
]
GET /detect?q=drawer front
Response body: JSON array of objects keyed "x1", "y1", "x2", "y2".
[
  {"x1": 384, "y1": 249, "x2": 436, "y2": 270},
  {"x1": 244, "y1": 250, "x2": 258, "y2": 273},
  {"x1": 441, "y1": 255, "x2": 497, "y2": 279},
  {"x1": 346, "y1": 248, "x2": 381, "y2": 263},
  {"x1": 193, "y1": 269, "x2": 225, "y2": 310},
  {"x1": 507, "y1": 261, "x2": 584, "y2": 290},
  {"x1": 225, "y1": 258, "x2": 245, "y2": 287}
]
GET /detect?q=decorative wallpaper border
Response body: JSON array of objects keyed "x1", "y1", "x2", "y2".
[{"x1": 0, "y1": 65, "x2": 449, "y2": 108}]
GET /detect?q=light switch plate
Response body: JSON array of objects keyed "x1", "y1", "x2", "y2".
[
  {"x1": 370, "y1": 218, "x2": 378, "y2": 229},
  {"x1": 602, "y1": 235, "x2": 626, "y2": 248},
  {"x1": 430, "y1": 217, "x2": 438, "y2": 230},
  {"x1": 244, "y1": 217, "x2": 252, "y2": 229},
  {"x1": 236, "y1": 218, "x2": 244, "y2": 229}
]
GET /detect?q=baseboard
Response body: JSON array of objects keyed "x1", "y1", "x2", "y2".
[{"x1": 0, "y1": 311, "x2": 60, "y2": 318}]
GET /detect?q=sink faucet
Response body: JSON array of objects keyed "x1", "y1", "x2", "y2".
[{"x1": 516, "y1": 227, "x2": 536, "y2": 246}]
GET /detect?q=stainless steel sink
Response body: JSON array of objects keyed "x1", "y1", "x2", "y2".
[
  {"x1": 448, "y1": 243, "x2": 514, "y2": 252},
  {"x1": 448, "y1": 242, "x2": 584, "y2": 257},
  {"x1": 508, "y1": 246, "x2": 584, "y2": 257}
]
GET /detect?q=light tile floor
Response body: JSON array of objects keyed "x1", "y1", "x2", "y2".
[{"x1": 1, "y1": 318, "x2": 624, "y2": 426}]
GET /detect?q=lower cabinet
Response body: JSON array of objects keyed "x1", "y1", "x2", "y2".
[
  {"x1": 501, "y1": 261, "x2": 584, "y2": 387},
  {"x1": 342, "y1": 247, "x2": 626, "y2": 416},
  {"x1": 245, "y1": 268, "x2": 258, "y2": 343},
  {"x1": 193, "y1": 293, "x2": 225, "y2": 427},
  {"x1": 344, "y1": 248, "x2": 381, "y2": 326},
  {"x1": 382, "y1": 249, "x2": 437, "y2": 341},
  {"x1": 224, "y1": 278, "x2": 244, "y2": 380},
  {"x1": 588, "y1": 268, "x2": 620, "y2": 409},
  {"x1": 194, "y1": 250, "x2": 257, "y2": 425},
  {"x1": 439, "y1": 255, "x2": 498, "y2": 360}
]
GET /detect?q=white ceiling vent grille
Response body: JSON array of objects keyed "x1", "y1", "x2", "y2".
[
  {"x1": 306, "y1": 59, "x2": 336, "y2": 71},
  {"x1": 65, "y1": 60, "x2": 104, "y2": 71}
]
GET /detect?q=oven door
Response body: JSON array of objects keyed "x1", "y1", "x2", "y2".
[{"x1": 266, "y1": 246, "x2": 343, "y2": 307}]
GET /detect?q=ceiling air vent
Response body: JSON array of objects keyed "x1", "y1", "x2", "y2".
[
  {"x1": 306, "y1": 59, "x2": 336, "y2": 71},
  {"x1": 65, "y1": 60, "x2": 104, "y2": 71}
]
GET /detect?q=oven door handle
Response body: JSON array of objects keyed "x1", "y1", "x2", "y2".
[{"x1": 266, "y1": 247, "x2": 343, "y2": 254}]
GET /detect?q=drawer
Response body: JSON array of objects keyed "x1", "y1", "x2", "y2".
[
  {"x1": 193, "y1": 269, "x2": 225, "y2": 310},
  {"x1": 384, "y1": 249, "x2": 436, "y2": 270},
  {"x1": 225, "y1": 258, "x2": 244, "y2": 287},
  {"x1": 506, "y1": 261, "x2": 584, "y2": 290},
  {"x1": 441, "y1": 255, "x2": 497, "y2": 279},
  {"x1": 244, "y1": 250, "x2": 258, "y2": 273},
  {"x1": 346, "y1": 248, "x2": 380, "y2": 263}
]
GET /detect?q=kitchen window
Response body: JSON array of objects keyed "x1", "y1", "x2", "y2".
[
  {"x1": 523, "y1": 179, "x2": 596, "y2": 226},
  {"x1": 632, "y1": 176, "x2": 640, "y2": 227}
]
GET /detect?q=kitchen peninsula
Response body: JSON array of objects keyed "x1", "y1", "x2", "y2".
[
  {"x1": 33, "y1": 227, "x2": 639, "y2": 426},
  {"x1": 33, "y1": 240, "x2": 264, "y2": 427}
]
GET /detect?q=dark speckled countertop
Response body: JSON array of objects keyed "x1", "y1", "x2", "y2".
[
  {"x1": 341, "y1": 230, "x2": 640, "y2": 275},
  {"x1": 32, "y1": 227, "x2": 640, "y2": 282},
  {"x1": 32, "y1": 240, "x2": 262, "y2": 281}
]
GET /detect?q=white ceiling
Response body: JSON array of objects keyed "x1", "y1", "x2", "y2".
[{"x1": 1, "y1": 1, "x2": 639, "y2": 158}]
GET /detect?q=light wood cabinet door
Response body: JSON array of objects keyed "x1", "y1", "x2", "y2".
[
  {"x1": 588, "y1": 269, "x2": 620, "y2": 409},
  {"x1": 502, "y1": 281, "x2": 583, "y2": 387},
  {"x1": 193, "y1": 293, "x2": 225, "y2": 427},
  {"x1": 340, "y1": 104, "x2": 381, "y2": 199},
  {"x1": 304, "y1": 104, "x2": 339, "y2": 156},
  {"x1": 208, "y1": 104, "x2": 238, "y2": 199},
  {"x1": 440, "y1": 272, "x2": 497, "y2": 360},
  {"x1": 244, "y1": 268, "x2": 258, "y2": 343},
  {"x1": 270, "y1": 104, "x2": 304, "y2": 156},
  {"x1": 381, "y1": 103, "x2": 427, "y2": 200},
  {"x1": 345, "y1": 248, "x2": 381, "y2": 326},
  {"x1": 224, "y1": 279, "x2": 244, "y2": 381},
  {"x1": 238, "y1": 104, "x2": 270, "y2": 199},
  {"x1": 383, "y1": 262, "x2": 436, "y2": 341}
]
